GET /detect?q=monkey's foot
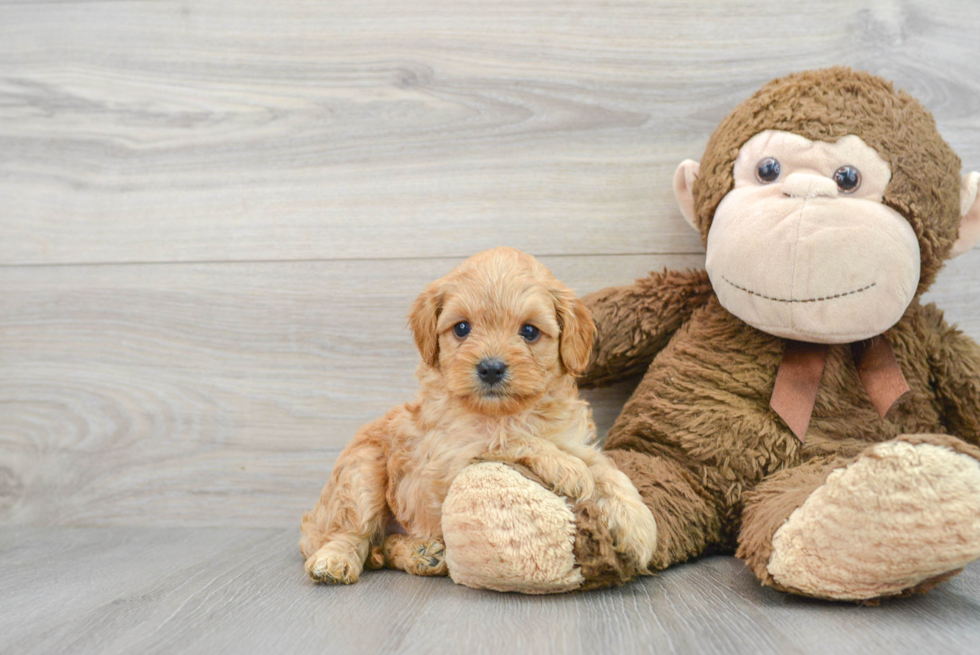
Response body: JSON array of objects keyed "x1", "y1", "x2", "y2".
[
  {"x1": 442, "y1": 462, "x2": 584, "y2": 593},
  {"x1": 768, "y1": 439, "x2": 980, "y2": 600}
]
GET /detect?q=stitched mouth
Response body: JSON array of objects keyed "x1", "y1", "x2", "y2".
[{"x1": 722, "y1": 276, "x2": 876, "y2": 304}]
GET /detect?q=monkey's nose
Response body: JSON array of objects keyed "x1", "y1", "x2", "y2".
[
  {"x1": 476, "y1": 358, "x2": 508, "y2": 385},
  {"x1": 781, "y1": 173, "x2": 838, "y2": 199}
]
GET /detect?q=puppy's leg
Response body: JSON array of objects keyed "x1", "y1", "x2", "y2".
[
  {"x1": 300, "y1": 423, "x2": 389, "y2": 584},
  {"x1": 488, "y1": 439, "x2": 594, "y2": 501},
  {"x1": 566, "y1": 445, "x2": 657, "y2": 570},
  {"x1": 382, "y1": 534, "x2": 448, "y2": 576},
  {"x1": 589, "y1": 457, "x2": 658, "y2": 570}
]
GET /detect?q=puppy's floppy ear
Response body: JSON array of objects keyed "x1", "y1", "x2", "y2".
[
  {"x1": 408, "y1": 281, "x2": 444, "y2": 368},
  {"x1": 552, "y1": 285, "x2": 595, "y2": 376}
]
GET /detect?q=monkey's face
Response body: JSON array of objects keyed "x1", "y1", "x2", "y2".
[
  {"x1": 673, "y1": 69, "x2": 980, "y2": 345},
  {"x1": 704, "y1": 130, "x2": 920, "y2": 344}
]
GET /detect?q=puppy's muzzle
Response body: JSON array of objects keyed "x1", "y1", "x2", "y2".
[{"x1": 476, "y1": 358, "x2": 508, "y2": 387}]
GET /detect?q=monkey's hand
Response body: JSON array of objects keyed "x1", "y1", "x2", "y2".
[{"x1": 579, "y1": 268, "x2": 713, "y2": 388}]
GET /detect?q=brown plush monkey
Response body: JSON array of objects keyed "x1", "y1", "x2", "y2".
[{"x1": 440, "y1": 68, "x2": 980, "y2": 601}]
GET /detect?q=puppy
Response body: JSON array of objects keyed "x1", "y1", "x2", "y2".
[{"x1": 300, "y1": 247, "x2": 656, "y2": 584}]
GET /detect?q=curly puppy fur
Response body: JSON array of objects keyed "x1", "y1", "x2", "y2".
[{"x1": 300, "y1": 247, "x2": 656, "y2": 584}]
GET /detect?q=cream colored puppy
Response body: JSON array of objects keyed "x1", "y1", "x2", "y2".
[{"x1": 300, "y1": 247, "x2": 656, "y2": 584}]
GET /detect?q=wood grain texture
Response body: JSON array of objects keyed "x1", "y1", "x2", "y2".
[
  {"x1": 1, "y1": 249, "x2": 977, "y2": 528},
  {"x1": 2, "y1": 3, "x2": 980, "y2": 640},
  {"x1": 3, "y1": 1, "x2": 980, "y2": 647},
  {"x1": 0, "y1": 254, "x2": 703, "y2": 527},
  {"x1": 1, "y1": 0, "x2": 978, "y2": 265},
  {"x1": 3, "y1": 527, "x2": 980, "y2": 655}
]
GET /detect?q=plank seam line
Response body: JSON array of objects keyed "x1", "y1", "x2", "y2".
[{"x1": 0, "y1": 252, "x2": 709, "y2": 269}]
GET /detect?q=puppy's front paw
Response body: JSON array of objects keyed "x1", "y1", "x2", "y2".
[
  {"x1": 593, "y1": 473, "x2": 657, "y2": 570},
  {"x1": 384, "y1": 535, "x2": 449, "y2": 576},
  {"x1": 607, "y1": 499, "x2": 657, "y2": 570},
  {"x1": 409, "y1": 539, "x2": 448, "y2": 576},
  {"x1": 306, "y1": 543, "x2": 363, "y2": 584},
  {"x1": 546, "y1": 457, "x2": 594, "y2": 502}
]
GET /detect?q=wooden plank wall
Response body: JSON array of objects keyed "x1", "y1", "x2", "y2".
[{"x1": 2, "y1": 0, "x2": 978, "y2": 528}]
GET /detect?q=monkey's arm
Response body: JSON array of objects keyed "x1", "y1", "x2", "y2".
[
  {"x1": 578, "y1": 268, "x2": 713, "y2": 388},
  {"x1": 921, "y1": 303, "x2": 980, "y2": 445}
]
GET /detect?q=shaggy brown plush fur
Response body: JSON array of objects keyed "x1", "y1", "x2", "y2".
[
  {"x1": 585, "y1": 268, "x2": 715, "y2": 387},
  {"x1": 584, "y1": 295, "x2": 979, "y2": 551},
  {"x1": 565, "y1": 68, "x2": 980, "y2": 599},
  {"x1": 438, "y1": 68, "x2": 980, "y2": 600},
  {"x1": 572, "y1": 500, "x2": 641, "y2": 590},
  {"x1": 577, "y1": 286, "x2": 980, "y2": 599}
]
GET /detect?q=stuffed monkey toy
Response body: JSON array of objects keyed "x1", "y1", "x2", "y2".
[{"x1": 440, "y1": 68, "x2": 980, "y2": 601}]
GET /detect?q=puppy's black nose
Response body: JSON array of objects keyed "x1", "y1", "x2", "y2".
[{"x1": 476, "y1": 358, "x2": 508, "y2": 385}]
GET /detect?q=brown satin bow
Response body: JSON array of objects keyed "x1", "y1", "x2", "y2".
[{"x1": 769, "y1": 335, "x2": 910, "y2": 442}]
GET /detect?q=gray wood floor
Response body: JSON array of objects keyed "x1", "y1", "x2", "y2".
[
  {"x1": 3, "y1": 0, "x2": 980, "y2": 652},
  {"x1": 3, "y1": 527, "x2": 980, "y2": 655}
]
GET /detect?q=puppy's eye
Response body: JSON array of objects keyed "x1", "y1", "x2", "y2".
[
  {"x1": 755, "y1": 157, "x2": 781, "y2": 184},
  {"x1": 453, "y1": 322, "x2": 470, "y2": 339},
  {"x1": 519, "y1": 324, "x2": 540, "y2": 343},
  {"x1": 833, "y1": 165, "x2": 861, "y2": 193}
]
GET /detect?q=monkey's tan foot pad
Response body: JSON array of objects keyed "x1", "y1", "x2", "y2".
[
  {"x1": 768, "y1": 441, "x2": 980, "y2": 600},
  {"x1": 442, "y1": 462, "x2": 584, "y2": 594},
  {"x1": 306, "y1": 543, "x2": 363, "y2": 584},
  {"x1": 383, "y1": 535, "x2": 449, "y2": 576}
]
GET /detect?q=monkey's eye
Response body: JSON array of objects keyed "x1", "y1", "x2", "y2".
[
  {"x1": 453, "y1": 322, "x2": 471, "y2": 339},
  {"x1": 519, "y1": 324, "x2": 540, "y2": 343},
  {"x1": 755, "y1": 157, "x2": 781, "y2": 184},
  {"x1": 833, "y1": 165, "x2": 861, "y2": 193}
]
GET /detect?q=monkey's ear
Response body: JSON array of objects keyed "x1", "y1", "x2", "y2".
[
  {"x1": 951, "y1": 172, "x2": 980, "y2": 258},
  {"x1": 673, "y1": 159, "x2": 701, "y2": 233},
  {"x1": 408, "y1": 281, "x2": 444, "y2": 368},
  {"x1": 552, "y1": 286, "x2": 595, "y2": 376}
]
